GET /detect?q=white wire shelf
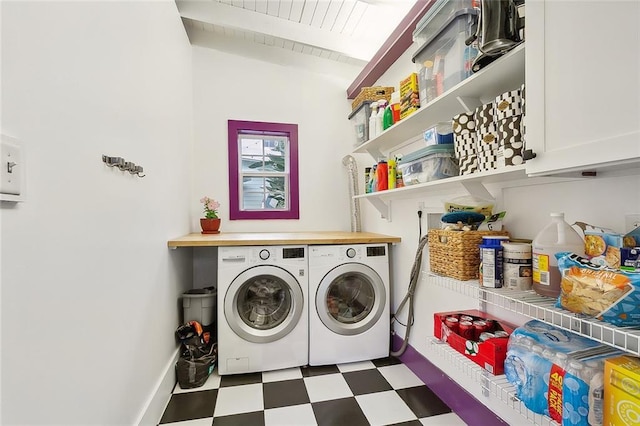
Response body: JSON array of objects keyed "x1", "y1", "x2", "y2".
[
  {"x1": 427, "y1": 273, "x2": 640, "y2": 356},
  {"x1": 429, "y1": 338, "x2": 555, "y2": 426}
]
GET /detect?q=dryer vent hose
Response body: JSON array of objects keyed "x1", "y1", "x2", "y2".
[
  {"x1": 391, "y1": 234, "x2": 429, "y2": 357},
  {"x1": 341, "y1": 155, "x2": 362, "y2": 232}
]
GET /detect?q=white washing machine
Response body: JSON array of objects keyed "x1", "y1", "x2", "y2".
[
  {"x1": 308, "y1": 243, "x2": 390, "y2": 366},
  {"x1": 217, "y1": 245, "x2": 308, "y2": 375}
]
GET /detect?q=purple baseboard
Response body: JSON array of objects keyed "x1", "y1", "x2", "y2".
[{"x1": 392, "y1": 334, "x2": 507, "y2": 426}]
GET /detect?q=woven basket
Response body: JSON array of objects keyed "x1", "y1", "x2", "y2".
[
  {"x1": 351, "y1": 86, "x2": 394, "y2": 111},
  {"x1": 428, "y1": 229, "x2": 510, "y2": 281}
]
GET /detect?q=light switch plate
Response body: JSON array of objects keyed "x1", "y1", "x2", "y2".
[{"x1": 1, "y1": 134, "x2": 24, "y2": 202}]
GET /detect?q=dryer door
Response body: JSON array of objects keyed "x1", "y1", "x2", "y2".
[
  {"x1": 225, "y1": 265, "x2": 303, "y2": 343},
  {"x1": 316, "y1": 263, "x2": 385, "y2": 336}
]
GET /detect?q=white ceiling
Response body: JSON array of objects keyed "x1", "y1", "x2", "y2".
[{"x1": 176, "y1": 0, "x2": 418, "y2": 67}]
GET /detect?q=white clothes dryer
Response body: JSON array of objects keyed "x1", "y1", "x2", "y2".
[
  {"x1": 308, "y1": 244, "x2": 390, "y2": 366},
  {"x1": 217, "y1": 245, "x2": 308, "y2": 375}
]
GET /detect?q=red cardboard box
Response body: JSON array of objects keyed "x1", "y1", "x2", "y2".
[{"x1": 434, "y1": 309, "x2": 517, "y2": 375}]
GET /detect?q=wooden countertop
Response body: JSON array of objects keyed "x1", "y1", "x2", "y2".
[{"x1": 167, "y1": 231, "x2": 401, "y2": 247}]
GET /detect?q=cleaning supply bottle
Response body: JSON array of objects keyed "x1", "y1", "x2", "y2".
[
  {"x1": 369, "y1": 101, "x2": 379, "y2": 139},
  {"x1": 387, "y1": 157, "x2": 396, "y2": 189},
  {"x1": 532, "y1": 212, "x2": 585, "y2": 298},
  {"x1": 383, "y1": 102, "x2": 393, "y2": 130},
  {"x1": 370, "y1": 164, "x2": 377, "y2": 192},
  {"x1": 376, "y1": 158, "x2": 388, "y2": 191},
  {"x1": 375, "y1": 100, "x2": 386, "y2": 136},
  {"x1": 395, "y1": 156, "x2": 404, "y2": 188},
  {"x1": 390, "y1": 91, "x2": 401, "y2": 124}
]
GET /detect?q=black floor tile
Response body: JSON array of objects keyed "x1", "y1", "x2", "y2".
[
  {"x1": 220, "y1": 372, "x2": 262, "y2": 387},
  {"x1": 301, "y1": 364, "x2": 340, "y2": 377},
  {"x1": 212, "y1": 410, "x2": 264, "y2": 426},
  {"x1": 342, "y1": 368, "x2": 393, "y2": 395},
  {"x1": 159, "y1": 389, "x2": 217, "y2": 424},
  {"x1": 312, "y1": 397, "x2": 369, "y2": 426},
  {"x1": 371, "y1": 356, "x2": 402, "y2": 368},
  {"x1": 396, "y1": 385, "x2": 452, "y2": 418},
  {"x1": 387, "y1": 421, "x2": 423, "y2": 426},
  {"x1": 263, "y1": 379, "x2": 310, "y2": 409}
]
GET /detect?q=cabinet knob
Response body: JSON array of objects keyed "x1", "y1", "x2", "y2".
[{"x1": 523, "y1": 149, "x2": 537, "y2": 161}]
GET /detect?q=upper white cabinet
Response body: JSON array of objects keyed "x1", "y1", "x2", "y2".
[{"x1": 525, "y1": 1, "x2": 640, "y2": 176}]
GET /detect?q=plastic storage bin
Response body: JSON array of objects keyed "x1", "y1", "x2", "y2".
[
  {"x1": 412, "y1": 9, "x2": 478, "y2": 107},
  {"x1": 398, "y1": 145, "x2": 458, "y2": 186},
  {"x1": 182, "y1": 287, "x2": 217, "y2": 328},
  {"x1": 348, "y1": 101, "x2": 372, "y2": 147},
  {"x1": 412, "y1": 0, "x2": 476, "y2": 45}
]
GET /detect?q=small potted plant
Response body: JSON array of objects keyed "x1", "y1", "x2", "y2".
[{"x1": 200, "y1": 196, "x2": 221, "y2": 234}]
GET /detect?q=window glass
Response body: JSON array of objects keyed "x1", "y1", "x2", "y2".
[{"x1": 228, "y1": 120, "x2": 299, "y2": 220}]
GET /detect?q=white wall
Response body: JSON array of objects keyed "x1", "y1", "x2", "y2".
[
  {"x1": 191, "y1": 40, "x2": 362, "y2": 232},
  {"x1": 358, "y1": 42, "x2": 640, "y2": 358},
  {"x1": 1, "y1": 1, "x2": 193, "y2": 424}
]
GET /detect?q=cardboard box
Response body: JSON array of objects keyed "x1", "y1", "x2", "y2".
[
  {"x1": 434, "y1": 309, "x2": 517, "y2": 375},
  {"x1": 399, "y1": 73, "x2": 419, "y2": 119},
  {"x1": 604, "y1": 355, "x2": 640, "y2": 426}
]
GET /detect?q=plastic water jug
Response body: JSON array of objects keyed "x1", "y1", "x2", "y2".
[{"x1": 532, "y1": 212, "x2": 584, "y2": 298}]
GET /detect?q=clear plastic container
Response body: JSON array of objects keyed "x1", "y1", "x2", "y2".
[
  {"x1": 412, "y1": 0, "x2": 477, "y2": 45},
  {"x1": 347, "y1": 101, "x2": 372, "y2": 146},
  {"x1": 412, "y1": 9, "x2": 478, "y2": 107},
  {"x1": 397, "y1": 145, "x2": 458, "y2": 185},
  {"x1": 532, "y1": 213, "x2": 584, "y2": 298}
]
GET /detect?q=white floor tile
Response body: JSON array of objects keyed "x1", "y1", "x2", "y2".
[
  {"x1": 377, "y1": 363, "x2": 425, "y2": 389},
  {"x1": 336, "y1": 360, "x2": 376, "y2": 372},
  {"x1": 173, "y1": 371, "x2": 221, "y2": 394},
  {"x1": 303, "y1": 373, "x2": 353, "y2": 403},
  {"x1": 262, "y1": 367, "x2": 303, "y2": 383},
  {"x1": 264, "y1": 403, "x2": 317, "y2": 426},
  {"x1": 213, "y1": 383, "x2": 263, "y2": 417},
  {"x1": 161, "y1": 418, "x2": 214, "y2": 426},
  {"x1": 420, "y1": 412, "x2": 467, "y2": 425},
  {"x1": 356, "y1": 390, "x2": 417, "y2": 426}
]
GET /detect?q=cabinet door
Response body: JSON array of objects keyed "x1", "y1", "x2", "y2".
[{"x1": 525, "y1": 1, "x2": 640, "y2": 175}]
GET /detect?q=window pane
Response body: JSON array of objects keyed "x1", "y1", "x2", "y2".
[
  {"x1": 265, "y1": 176, "x2": 286, "y2": 209},
  {"x1": 240, "y1": 138, "x2": 263, "y2": 156},
  {"x1": 242, "y1": 177, "x2": 266, "y2": 210},
  {"x1": 242, "y1": 155, "x2": 266, "y2": 172}
]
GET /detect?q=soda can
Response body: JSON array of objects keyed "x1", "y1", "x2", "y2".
[
  {"x1": 445, "y1": 317, "x2": 459, "y2": 334},
  {"x1": 473, "y1": 320, "x2": 489, "y2": 340},
  {"x1": 460, "y1": 315, "x2": 474, "y2": 322},
  {"x1": 479, "y1": 332, "x2": 496, "y2": 342},
  {"x1": 494, "y1": 330, "x2": 509, "y2": 338},
  {"x1": 459, "y1": 321, "x2": 475, "y2": 340},
  {"x1": 483, "y1": 318, "x2": 496, "y2": 332}
]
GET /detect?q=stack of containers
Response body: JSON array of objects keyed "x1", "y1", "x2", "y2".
[
  {"x1": 452, "y1": 112, "x2": 478, "y2": 175},
  {"x1": 495, "y1": 87, "x2": 525, "y2": 166}
]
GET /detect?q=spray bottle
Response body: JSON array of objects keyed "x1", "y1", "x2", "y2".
[{"x1": 369, "y1": 101, "x2": 379, "y2": 139}]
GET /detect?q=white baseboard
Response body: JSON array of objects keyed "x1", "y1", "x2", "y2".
[{"x1": 135, "y1": 348, "x2": 179, "y2": 426}]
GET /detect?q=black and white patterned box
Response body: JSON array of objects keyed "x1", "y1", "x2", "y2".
[
  {"x1": 494, "y1": 89, "x2": 522, "y2": 121},
  {"x1": 458, "y1": 155, "x2": 479, "y2": 175},
  {"x1": 504, "y1": 141, "x2": 525, "y2": 166},
  {"x1": 478, "y1": 149, "x2": 505, "y2": 171},
  {"x1": 498, "y1": 115, "x2": 523, "y2": 145},
  {"x1": 474, "y1": 103, "x2": 495, "y2": 132},
  {"x1": 454, "y1": 131, "x2": 477, "y2": 158},
  {"x1": 476, "y1": 125, "x2": 500, "y2": 153},
  {"x1": 452, "y1": 112, "x2": 476, "y2": 135}
]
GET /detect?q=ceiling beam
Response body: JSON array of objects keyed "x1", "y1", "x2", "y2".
[{"x1": 175, "y1": 0, "x2": 377, "y2": 62}]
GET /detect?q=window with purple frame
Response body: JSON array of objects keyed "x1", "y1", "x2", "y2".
[{"x1": 228, "y1": 120, "x2": 299, "y2": 220}]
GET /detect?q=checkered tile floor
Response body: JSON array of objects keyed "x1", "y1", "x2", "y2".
[{"x1": 159, "y1": 357, "x2": 466, "y2": 426}]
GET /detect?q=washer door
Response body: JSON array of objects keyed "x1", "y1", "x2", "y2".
[
  {"x1": 225, "y1": 265, "x2": 303, "y2": 343},
  {"x1": 316, "y1": 263, "x2": 385, "y2": 336}
]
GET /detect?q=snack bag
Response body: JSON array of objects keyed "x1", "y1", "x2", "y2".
[{"x1": 555, "y1": 252, "x2": 640, "y2": 326}]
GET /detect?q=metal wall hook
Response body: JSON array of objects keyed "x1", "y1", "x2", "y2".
[{"x1": 102, "y1": 155, "x2": 146, "y2": 178}]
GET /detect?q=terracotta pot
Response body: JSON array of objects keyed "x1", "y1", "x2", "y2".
[{"x1": 200, "y1": 218, "x2": 221, "y2": 234}]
